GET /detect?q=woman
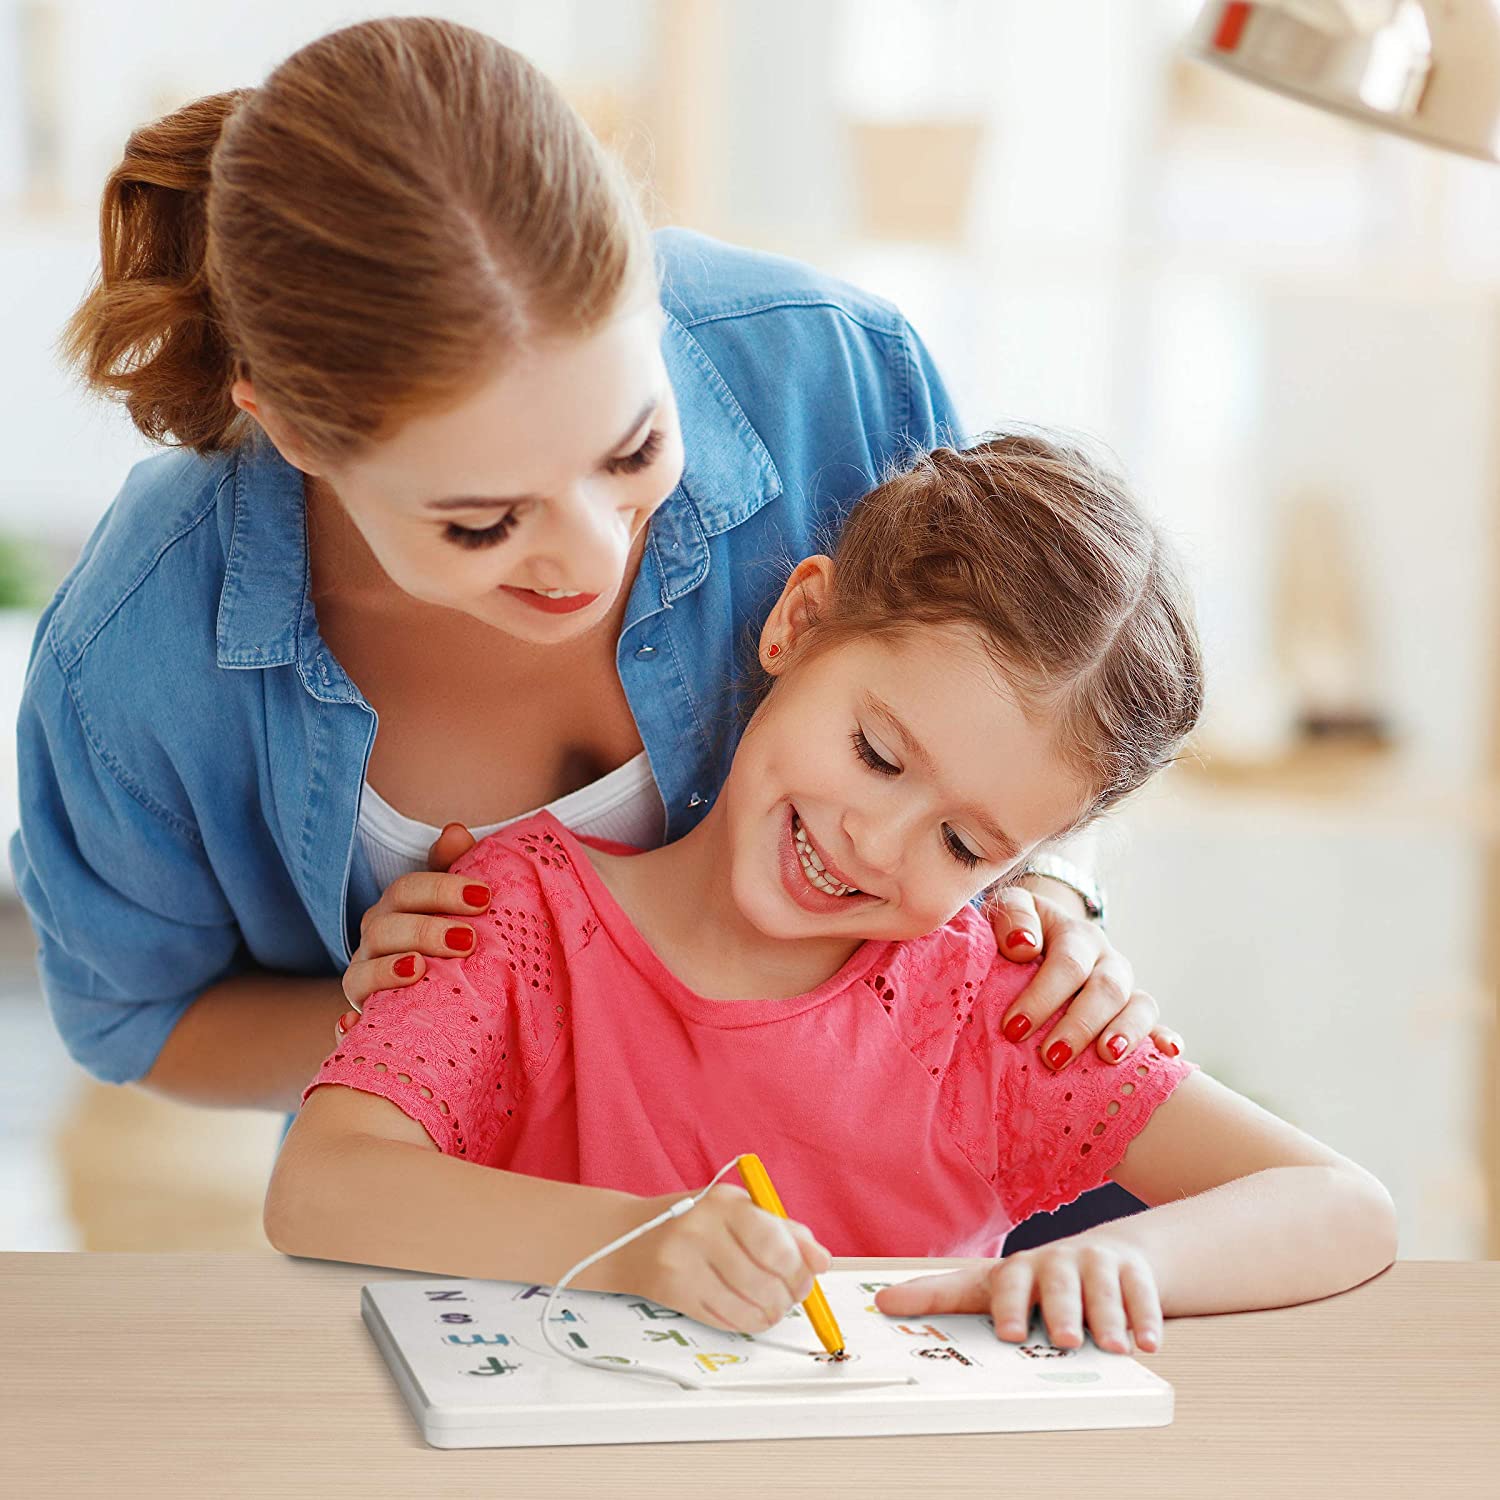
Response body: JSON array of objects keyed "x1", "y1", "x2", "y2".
[{"x1": 11, "y1": 18, "x2": 1175, "y2": 1158}]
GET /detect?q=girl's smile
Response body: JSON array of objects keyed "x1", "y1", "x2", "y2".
[{"x1": 779, "y1": 804, "x2": 880, "y2": 916}]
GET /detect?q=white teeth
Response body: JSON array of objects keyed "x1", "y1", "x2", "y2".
[
  {"x1": 792, "y1": 814, "x2": 860, "y2": 897},
  {"x1": 531, "y1": 587, "x2": 583, "y2": 599}
]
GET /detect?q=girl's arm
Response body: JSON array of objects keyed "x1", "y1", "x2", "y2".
[
  {"x1": 263, "y1": 1083, "x2": 654, "y2": 1288},
  {"x1": 878, "y1": 1067, "x2": 1396, "y2": 1342},
  {"x1": 1086, "y1": 1070, "x2": 1398, "y2": 1315},
  {"x1": 268, "y1": 1082, "x2": 834, "y2": 1335}
]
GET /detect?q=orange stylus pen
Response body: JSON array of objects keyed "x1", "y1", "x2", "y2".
[{"x1": 736, "y1": 1153, "x2": 846, "y2": 1357}]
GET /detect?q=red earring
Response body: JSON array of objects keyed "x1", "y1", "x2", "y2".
[{"x1": 766, "y1": 643, "x2": 780, "y2": 658}]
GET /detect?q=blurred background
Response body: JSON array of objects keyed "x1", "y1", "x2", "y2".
[{"x1": 0, "y1": 0, "x2": 1495, "y2": 1261}]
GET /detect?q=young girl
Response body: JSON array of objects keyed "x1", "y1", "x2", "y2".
[{"x1": 264, "y1": 436, "x2": 1397, "y2": 1356}]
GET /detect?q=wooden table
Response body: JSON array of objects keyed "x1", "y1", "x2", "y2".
[{"x1": 3, "y1": 1254, "x2": 1496, "y2": 1498}]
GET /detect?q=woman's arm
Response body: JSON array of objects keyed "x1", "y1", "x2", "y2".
[
  {"x1": 1087, "y1": 1071, "x2": 1399, "y2": 1315},
  {"x1": 263, "y1": 1083, "x2": 652, "y2": 1287},
  {"x1": 141, "y1": 973, "x2": 352, "y2": 1114}
]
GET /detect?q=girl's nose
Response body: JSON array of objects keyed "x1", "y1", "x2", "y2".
[{"x1": 843, "y1": 806, "x2": 908, "y2": 882}]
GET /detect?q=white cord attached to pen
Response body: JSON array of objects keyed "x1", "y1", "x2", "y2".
[{"x1": 539, "y1": 1155, "x2": 914, "y2": 1393}]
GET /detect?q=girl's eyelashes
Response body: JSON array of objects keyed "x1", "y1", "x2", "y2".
[
  {"x1": 439, "y1": 429, "x2": 665, "y2": 549},
  {"x1": 605, "y1": 427, "x2": 664, "y2": 476},
  {"x1": 943, "y1": 827, "x2": 982, "y2": 869},
  {"x1": 851, "y1": 728, "x2": 899, "y2": 776},
  {"x1": 850, "y1": 729, "x2": 985, "y2": 870},
  {"x1": 443, "y1": 511, "x2": 520, "y2": 549}
]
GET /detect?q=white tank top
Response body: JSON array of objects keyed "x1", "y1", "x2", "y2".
[{"x1": 357, "y1": 751, "x2": 666, "y2": 895}]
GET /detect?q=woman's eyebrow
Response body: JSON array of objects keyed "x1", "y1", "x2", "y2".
[
  {"x1": 865, "y1": 693, "x2": 1021, "y2": 860},
  {"x1": 422, "y1": 395, "x2": 660, "y2": 511}
]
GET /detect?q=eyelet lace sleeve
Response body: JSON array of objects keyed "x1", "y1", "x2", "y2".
[
  {"x1": 912, "y1": 922, "x2": 1200, "y2": 1225},
  {"x1": 301, "y1": 831, "x2": 578, "y2": 1165},
  {"x1": 990, "y1": 1030, "x2": 1199, "y2": 1223}
]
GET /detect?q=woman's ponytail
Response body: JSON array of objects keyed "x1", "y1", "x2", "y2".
[
  {"x1": 61, "y1": 18, "x2": 653, "y2": 462},
  {"x1": 61, "y1": 89, "x2": 251, "y2": 452}
]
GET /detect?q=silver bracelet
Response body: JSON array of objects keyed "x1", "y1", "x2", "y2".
[{"x1": 1018, "y1": 851, "x2": 1107, "y2": 925}]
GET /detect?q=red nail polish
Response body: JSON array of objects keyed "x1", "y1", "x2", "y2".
[
  {"x1": 463, "y1": 884, "x2": 490, "y2": 908},
  {"x1": 393, "y1": 954, "x2": 417, "y2": 978},
  {"x1": 1046, "y1": 1039, "x2": 1073, "y2": 1069},
  {"x1": 1005, "y1": 928, "x2": 1038, "y2": 951},
  {"x1": 337, "y1": 1012, "x2": 354, "y2": 1033},
  {"x1": 1107, "y1": 1034, "x2": 1128, "y2": 1060},
  {"x1": 1165, "y1": 1041, "x2": 1180, "y2": 1056},
  {"x1": 445, "y1": 926, "x2": 474, "y2": 952},
  {"x1": 1003, "y1": 1014, "x2": 1032, "y2": 1043}
]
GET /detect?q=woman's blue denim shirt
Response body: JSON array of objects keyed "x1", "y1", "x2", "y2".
[{"x1": 9, "y1": 228, "x2": 962, "y2": 1087}]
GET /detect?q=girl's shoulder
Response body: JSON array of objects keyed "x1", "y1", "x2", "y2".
[
  {"x1": 871, "y1": 906, "x2": 1034, "y2": 1066},
  {"x1": 888, "y1": 903, "x2": 1025, "y2": 1004},
  {"x1": 449, "y1": 813, "x2": 602, "y2": 961}
]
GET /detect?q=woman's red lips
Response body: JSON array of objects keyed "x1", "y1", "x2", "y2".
[{"x1": 500, "y1": 585, "x2": 600, "y2": 615}]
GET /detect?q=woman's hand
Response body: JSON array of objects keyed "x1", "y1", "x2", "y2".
[
  {"x1": 872, "y1": 1234, "x2": 1163, "y2": 1355},
  {"x1": 616, "y1": 1184, "x2": 832, "y2": 1334},
  {"x1": 985, "y1": 886, "x2": 1184, "y2": 1075},
  {"x1": 336, "y1": 822, "x2": 482, "y2": 1044}
]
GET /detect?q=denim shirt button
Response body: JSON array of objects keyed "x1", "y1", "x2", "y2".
[{"x1": 634, "y1": 644, "x2": 657, "y2": 659}]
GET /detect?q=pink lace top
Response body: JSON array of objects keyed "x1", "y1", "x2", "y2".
[{"x1": 305, "y1": 811, "x2": 1198, "y2": 1256}]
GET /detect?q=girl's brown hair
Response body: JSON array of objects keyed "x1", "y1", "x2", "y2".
[
  {"x1": 61, "y1": 17, "x2": 653, "y2": 459},
  {"x1": 785, "y1": 433, "x2": 1204, "y2": 825}
]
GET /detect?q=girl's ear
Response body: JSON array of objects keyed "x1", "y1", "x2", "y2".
[{"x1": 759, "y1": 555, "x2": 834, "y2": 672}]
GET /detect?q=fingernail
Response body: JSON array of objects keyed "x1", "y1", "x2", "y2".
[
  {"x1": 1045, "y1": 1039, "x2": 1073, "y2": 1069},
  {"x1": 337, "y1": 1012, "x2": 354, "y2": 1033},
  {"x1": 1003, "y1": 1013, "x2": 1032, "y2": 1043},
  {"x1": 1164, "y1": 1041, "x2": 1180, "y2": 1056},
  {"x1": 445, "y1": 926, "x2": 474, "y2": 952},
  {"x1": 1005, "y1": 928, "x2": 1038, "y2": 951},
  {"x1": 1107, "y1": 1034, "x2": 1128, "y2": 1060},
  {"x1": 393, "y1": 954, "x2": 418, "y2": 978},
  {"x1": 463, "y1": 884, "x2": 490, "y2": 908}
]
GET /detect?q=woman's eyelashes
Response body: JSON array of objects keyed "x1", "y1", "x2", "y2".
[
  {"x1": 605, "y1": 426, "x2": 664, "y2": 476},
  {"x1": 443, "y1": 510, "x2": 520, "y2": 549},
  {"x1": 849, "y1": 729, "x2": 983, "y2": 869},
  {"x1": 441, "y1": 428, "x2": 666, "y2": 549}
]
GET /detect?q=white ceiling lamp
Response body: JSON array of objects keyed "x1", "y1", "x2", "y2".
[{"x1": 1187, "y1": 1, "x2": 1500, "y2": 163}]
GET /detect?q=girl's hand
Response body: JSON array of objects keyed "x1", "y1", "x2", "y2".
[
  {"x1": 872, "y1": 1235, "x2": 1164, "y2": 1355},
  {"x1": 986, "y1": 887, "x2": 1185, "y2": 1074},
  {"x1": 336, "y1": 822, "x2": 483, "y2": 1043},
  {"x1": 616, "y1": 1184, "x2": 833, "y2": 1335}
]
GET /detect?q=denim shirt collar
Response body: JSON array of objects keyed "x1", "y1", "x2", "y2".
[{"x1": 214, "y1": 311, "x2": 782, "y2": 676}]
